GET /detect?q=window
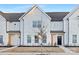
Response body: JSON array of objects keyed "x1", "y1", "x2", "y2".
[
  {"x1": 72, "y1": 35, "x2": 77, "y2": 43},
  {"x1": 35, "y1": 35, "x2": 39, "y2": 43},
  {"x1": 42, "y1": 39, "x2": 46, "y2": 43},
  {"x1": 33, "y1": 21, "x2": 41, "y2": 28},
  {"x1": 0, "y1": 35, "x2": 3, "y2": 44},
  {"x1": 27, "y1": 35, "x2": 31, "y2": 43},
  {"x1": 38, "y1": 21, "x2": 41, "y2": 28},
  {"x1": 33, "y1": 21, "x2": 37, "y2": 27},
  {"x1": 35, "y1": 39, "x2": 39, "y2": 43},
  {"x1": 42, "y1": 34, "x2": 47, "y2": 43},
  {"x1": 14, "y1": 24, "x2": 16, "y2": 25}
]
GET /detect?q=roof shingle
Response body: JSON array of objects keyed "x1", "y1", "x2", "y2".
[
  {"x1": 0, "y1": 12, "x2": 69, "y2": 22},
  {"x1": 46, "y1": 12, "x2": 69, "y2": 21},
  {"x1": 3, "y1": 13, "x2": 24, "y2": 22}
]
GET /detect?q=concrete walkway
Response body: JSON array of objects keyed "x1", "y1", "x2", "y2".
[
  {"x1": 59, "y1": 46, "x2": 75, "y2": 54},
  {"x1": 0, "y1": 52, "x2": 76, "y2": 55},
  {"x1": 0, "y1": 52, "x2": 78, "y2": 55},
  {"x1": 0, "y1": 46, "x2": 17, "y2": 52},
  {"x1": 0, "y1": 46, "x2": 76, "y2": 54}
]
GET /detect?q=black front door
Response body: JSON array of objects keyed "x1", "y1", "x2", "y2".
[{"x1": 57, "y1": 36, "x2": 62, "y2": 45}]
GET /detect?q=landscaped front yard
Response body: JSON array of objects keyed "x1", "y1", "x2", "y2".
[{"x1": 3, "y1": 47, "x2": 64, "y2": 53}]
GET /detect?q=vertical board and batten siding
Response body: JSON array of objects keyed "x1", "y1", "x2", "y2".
[
  {"x1": 68, "y1": 9, "x2": 79, "y2": 46},
  {"x1": 20, "y1": 6, "x2": 51, "y2": 46},
  {"x1": 63, "y1": 18, "x2": 69, "y2": 46},
  {"x1": 0, "y1": 15, "x2": 7, "y2": 46},
  {"x1": 50, "y1": 21, "x2": 64, "y2": 46},
  {"x1": 50, "y1": 21, "x2": 63, "y2": 31},
  {"x1": 20, "y1": 19, "x2": 24, "y2": 45},
  {"x1": 7, "y1": 22, "x2": 20, "y2": 31}
]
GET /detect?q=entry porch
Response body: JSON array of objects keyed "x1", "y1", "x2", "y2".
[{"x1": 51, "y1": 31, "x2": 65, "y2": 46}]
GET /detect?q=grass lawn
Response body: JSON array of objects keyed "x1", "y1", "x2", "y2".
[{"x1": 3, "y1": 47, "x2": 64, "y2": 53}]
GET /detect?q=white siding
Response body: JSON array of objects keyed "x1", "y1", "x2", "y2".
[
  {"x1": 50, "y1": 21, "x2": 63, "y2": 31},
  {"x1": 63, "y1": 19, "x2": 69, "y2": 46},
  {"x1": 0, "y1": 15, "x2": 7, "y2": 46},
  {"x1": 20, "y1": 6, "x2": 51, "y2": 46},
  {"x1": 67, "y1": 9, "x2": 79, "y2": 46},
  {"x1": 7, "y1": 22, "x2": 20, "y2": 31},
  {"x1": 20, "y1": 19, "x2": 24, "y2": 45}
]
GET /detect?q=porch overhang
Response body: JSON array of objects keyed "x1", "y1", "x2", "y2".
[
  {"x1": 7, "y1": 31, "x2": 20, "y2": 33},
  {"x1": 50, "y1": 31, "x2": 65, "y2": 46},
  {"x1": 50, "y1": 31, "x2": 65, "y2": 33}
]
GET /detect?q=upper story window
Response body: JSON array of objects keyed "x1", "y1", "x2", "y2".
[
  {"x1": 72, "y1": 35, "x2": 77, "y2": 43},
  {"x1": 33, "y1": 21, "x2": 42, "y2": 28}
]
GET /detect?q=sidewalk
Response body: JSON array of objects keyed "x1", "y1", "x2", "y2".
[
  {"x1": 0, "y1": 46, "x2": 17, "y2": 52},
  {"x1": 2, "y1": 47, "x2": 64, "y2": 53},
  {"x1": 0, "y1": 46, "x2": 77, "y2": 55},
  {"x1": 59, "y1": 46, "x2": 75, "y2": 54}
]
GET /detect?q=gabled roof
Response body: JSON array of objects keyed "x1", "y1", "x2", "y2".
[
  {"x1": 63, "y1": 6, "x2": 79, "y2": 20},
  {"x1": 19, "y1": 5, "x2": 51, "y2": 20},
  {"x1": 0, "y1": 12, "x2": 69, "y2": 22},
  {"x1": 46, "y1": 12, "x2": 69, "y2": 21}
]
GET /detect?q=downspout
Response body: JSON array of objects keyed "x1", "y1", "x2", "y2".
[
  {"x1": 6, "y1": 20, "x2": 7, "y2": 46},
  {"x1": 6, "y1": 21, "x2": 7, "y2": 32},
  {"x1": 19, "y1": 21, "x2": 21, "y2": 46},
  {"x1": 67, "y1": 18, "x2": 69, "y2": 46},
  {"x1": 63, "y1": 20, "x2": 64, "y2": 46},
  {"x1": 22, "y1": 19, "x2": 24, "y2": 46}
]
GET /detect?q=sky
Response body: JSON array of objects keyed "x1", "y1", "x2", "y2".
[{"x1": 0, "y1": 4, "x2": 78, "y2": 12}]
